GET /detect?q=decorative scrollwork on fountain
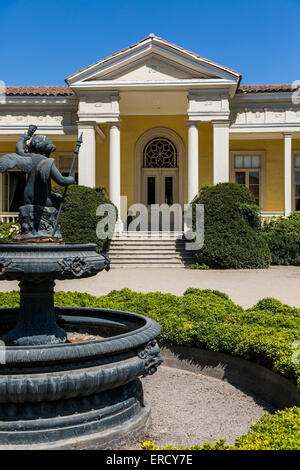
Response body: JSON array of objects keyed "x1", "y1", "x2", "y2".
[
  {"x1": 58, "y1": 257, "x2": 96, "y2": 278},
  {"x1": 138, "y1": 340, "x2": 163, "y2": 376}
]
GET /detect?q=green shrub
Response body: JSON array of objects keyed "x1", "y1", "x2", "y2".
[
  {"x1": 186, "y1": 263, "x2": 210, "y2": 270},
  {"x1": 263, "y1": 212, "x2": 300, "y2": 265},
  {"x1": 192, "y1": 183, "x2": 271, "y2": 269},
  {"x1": 264, "y1": 211, "x2": 300, "y2": 235},
  {"x1": 252, "y1": 297, "x2": 284, "y2": 314},
  {"x1": 0, "y1": 222, "x2": 20, "y2": 243},
  {"x1": 235, "y1": 407, "x2": 300, "y2": 450},
  {"x1": 263, "y1": 232, "x2": 300, "y2": 265},
  {"x1": 141, "y1": 408, "x2": 300, "y2": 450},
  {"x1": 140, "y1": 439, "x2": 233, "y2": 450},
  {"x1": 183, "y1": 287, "x2": 230, "y2": 300},
  {"x1": 53, "y1": 185, "x2": 116, "y2": 253}
]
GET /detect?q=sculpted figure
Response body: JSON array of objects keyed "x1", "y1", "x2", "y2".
[{"x1": 0, "y1": 125, "x2": 76, "y2": 241}]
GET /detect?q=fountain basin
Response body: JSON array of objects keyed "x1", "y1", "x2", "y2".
[
  {"x1": 0, "y1": 307, "x2": 162, "y2": 447},
  {"x1": 0, "y1": 243, "x2": 109, "y2": 281}
]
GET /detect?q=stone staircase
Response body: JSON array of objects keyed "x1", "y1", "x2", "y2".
[{"x1": 107, "y1": 231, "x2": 195, "y2": 268}]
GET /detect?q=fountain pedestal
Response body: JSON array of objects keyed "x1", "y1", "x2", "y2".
[{"x1": 3, "y1": 279, "x2": 66, "y2": 346}]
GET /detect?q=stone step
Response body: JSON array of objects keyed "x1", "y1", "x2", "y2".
[
  {"x1": 109, "y1": 240, "x2": 187, "y2": 246},
  {"x1": 110, "y1": 264, "x2": 190, "y2": 269},
  {"x1": 112, "y1": 232, "x2": 184, "y2": 240},
  {"x1": 109, "y1": 253, "x2": 195, "y2": 260},
  {"x1": 108, "y1": 231, "x2": 194, "y2": 268},
  {"x1": 111, "y1": 258, "x2": 193, "y2": 267},
  {"x1": 109, "y1": 248, "x2": 194, "y2": 255}
]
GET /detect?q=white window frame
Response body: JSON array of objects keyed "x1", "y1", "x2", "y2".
[{"x1": 230, "y1": 150, "x2": 265, "y2": 209}]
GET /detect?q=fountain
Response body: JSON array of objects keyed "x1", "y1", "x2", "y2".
[{"x1": 0, "y1": 126, "x2": 162, "y2": 449}]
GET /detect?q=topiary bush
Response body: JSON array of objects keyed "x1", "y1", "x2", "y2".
[
  {"x1": 53, "y1": 185, "x2": 116, "y2": 253},
  {"x1": 192, "y1": 183, "x2": 271, "y2": 269}
]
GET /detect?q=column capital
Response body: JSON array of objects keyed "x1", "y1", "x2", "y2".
[
  {"x1": 77, "y1": 121, "x2": 96, "y2": 129},
  {"x1": 283, "y1": 132, "x2": 293, "y2": 138},
  {"x1": 107, "y1": 120, "x2": 122, "y2": 128},
  {"x1": 185, "y1": 120, "x2": 199, "y2": 127}
]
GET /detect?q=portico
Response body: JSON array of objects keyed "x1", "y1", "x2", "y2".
[{"x1": 1, "y1": 35, "x2": 300, "y2": 226}]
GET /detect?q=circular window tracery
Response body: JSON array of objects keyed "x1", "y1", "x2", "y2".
[{"x1": 143, "y1": 137, "x2": 177, "y2": 168}]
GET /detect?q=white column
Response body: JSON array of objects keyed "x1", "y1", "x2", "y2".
[
  {"x1": 77, "y1": 123, "x2": 96, "y2": 187},
  {"x1": 284, "y1": 132, "x2": 292, "y2": 216},
  {"x1": 213, "y1": 120, "x2": 230, "y2": 184},
  {"x1": 109, "y1": 122, "x2": 121, "y2": 220},
  {"x1": 187, "y1": 121, "x2": 199, "y2": 202}
]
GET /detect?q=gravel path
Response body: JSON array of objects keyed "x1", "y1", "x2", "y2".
[
  {"x1": 114, "y1": 366, "x2": 274, "y2": 449},
  {"x1": 1, "y1": 265, "x2": 299, "y2": 309}
]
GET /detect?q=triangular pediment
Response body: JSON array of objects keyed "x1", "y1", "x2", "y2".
[
  {"x1": 66, "y1": 35, "x2": 241, "y2": 88},
  {"x1": 87, "y1": 55, "x2": 217, "y2": 82}
]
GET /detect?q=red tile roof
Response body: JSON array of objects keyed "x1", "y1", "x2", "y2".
[
  {"x1": 5, "y1": 86, "x2": 74, "y2": 96},
  {"x1": 237, "y1": 84, "x2": 299, "y2": 93},
  {"x1": 4, "y1": 84, "x2": 299, "y2": 97}
]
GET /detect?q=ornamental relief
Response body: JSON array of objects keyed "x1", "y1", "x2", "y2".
[
  {"x1": 0, "y1": 111, "x2": 76, "y2": 126},
  {"x1": 231, "y1": 106, "x2": 300, "y2": 125}
]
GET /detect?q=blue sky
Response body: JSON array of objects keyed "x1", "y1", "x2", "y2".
[{"x1": 1, "y1": 0, "x2": 299, "y2": 86}]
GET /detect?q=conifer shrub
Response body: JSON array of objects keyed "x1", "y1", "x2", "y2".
[
  {"x1": 263, "y1": 212, "x2": 300, "y2": 265},
  {"x1": 192, "y1": 183, "x2": 271, "y2": 269},
  {"x1": 53, "y1": 185, "x2": 116, "y2": 253}
]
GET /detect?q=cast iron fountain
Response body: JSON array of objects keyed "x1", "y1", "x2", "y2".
[{"x1": 0, "y1": 126, "x2": 162, "y2": 449}]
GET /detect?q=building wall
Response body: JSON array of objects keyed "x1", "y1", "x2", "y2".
[
  {"x1": 230, "y1": 139, "x2": 284, "y2": 212},
  {"x1": 95, "y1": 117, "x2": 215, "y2": 207},
  {"x1": 0, "y1": 128, "x2": 296, "y2": 214},
  {"x1": 96, "y1": 115, "x2": 189, "y2": 207},
  {"x1": 94, "y1": 118, "x2": 291, "y2": 212}
]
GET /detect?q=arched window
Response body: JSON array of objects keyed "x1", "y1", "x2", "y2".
[{"x1": 143, "y1": 137, "x2": 177, "y2": 168}]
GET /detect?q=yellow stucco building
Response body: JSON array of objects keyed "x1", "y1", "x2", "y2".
[{"x1": 1, "y1": 34, "x2": 300, "y2": 225}]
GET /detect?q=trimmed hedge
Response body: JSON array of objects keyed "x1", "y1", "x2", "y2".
[
  {"x1": 192, "y1": 183, "x2": 271, "y2": 269},
  {"x1": 53, "y1": 185, "x2": 116, "y2": 253},
  {"x1": 1, "y1": 288, "x2": 299, "y2": 387}
]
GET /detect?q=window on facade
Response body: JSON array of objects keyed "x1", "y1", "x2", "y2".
[
  {"x1": 143, "y1": 138, "x2": 177, "y2": 168},
  {"x1": 234, "y1": 155, "x2": 261, "y2": 206},
  {"x1": 147, "y1": 177, "x2": 156, "y2": 205},
  {"x1": 295, "y1": 155, "x2": 300, "y2": 211}
]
